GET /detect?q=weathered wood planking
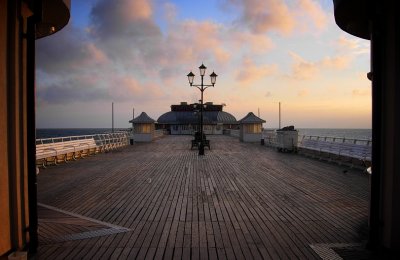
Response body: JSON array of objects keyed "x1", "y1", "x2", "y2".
[{"x1": 37, "y1": 135, "x2": 369, "y2": 259}]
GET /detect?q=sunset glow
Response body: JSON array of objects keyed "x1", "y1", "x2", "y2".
[{"x1": 36, "y1": 0, "x2": 371, "y2": 128}]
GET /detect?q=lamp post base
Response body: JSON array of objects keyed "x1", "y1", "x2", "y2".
[{"x1": 199, "y1": 144, "x2": 205, "y2": 155}]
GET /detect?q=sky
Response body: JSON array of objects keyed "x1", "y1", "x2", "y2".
[{"x1": 35, "y1": 0, "x2": 371, "y2": 129}]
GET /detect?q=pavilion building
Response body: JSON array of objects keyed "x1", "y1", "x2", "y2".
[{"x1": 157, "y1": 102, "x2": 238, "y2": 135}]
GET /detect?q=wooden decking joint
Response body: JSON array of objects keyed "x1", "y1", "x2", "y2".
[{"x1": 38, "y1": 203, "x2": 130, "y2": 245}]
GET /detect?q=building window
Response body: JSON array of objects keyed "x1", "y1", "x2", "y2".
[
  {"x1": 244, "y1": 124, "x2": 261, "y2": 134},
  {"x1": 135, "y1": 124, "x2": 152, "y2": 133}
]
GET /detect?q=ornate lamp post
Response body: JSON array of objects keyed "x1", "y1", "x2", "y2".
[{"x1": 187, "y1": 64, "x2": 217, "y2": 155}]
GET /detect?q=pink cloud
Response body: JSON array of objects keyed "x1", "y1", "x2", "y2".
[
  {"x1": 226, "y1": 0, "x2": 327, "y2": 34},
  {"x1": 111, "y1": 75, "x2": 144, "y2": 98},
  {"x1": 86, "y1": 43, "x2": 109, "y2": 64},
  {"x1": 288, "y1": 52, "x2": 318, "y2": 80},
  {"x1": 163, "y1": 20, "x2": 232, "y2": 66},
  {"x1": 336, "y1": 35, "x2": 369, "y2": 55},
  {"x1": 163, "y1": 2, "x2": 177, "y2": 22},
  {"x1": 232, "y1": 32, "x2": 274, "y2": 53},
  {"x1": 107, "y1": 74, "x2": 166, "y2": 102},
  {"x1": 287, "y1": 52, "x2": 352, "y2": 80},
  {"x1": 295, "y1": 0, "x2": 328, "y2": 31},
  {"x1": 321, "y1": 55, "x2": 352, "y2": 69},
  {"x1": 235, "y1": 0, "x2": 295, "y2": 34},
  {"x1": 122, "y1": 0, "x2": 153, "y2": 21},
  {"x1": 236, "y1": 58, "x2": 278, "y2": 84},
  {"x1": 297, "y1": 88, "x2": 310, "y2": 97},
  {"x1": 336, "y1": 35, "x2": 359, "y2": 50}
]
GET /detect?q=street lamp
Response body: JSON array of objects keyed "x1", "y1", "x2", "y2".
[{"x1": 187, "y1": 63, "x2": 218, "y2": 155}]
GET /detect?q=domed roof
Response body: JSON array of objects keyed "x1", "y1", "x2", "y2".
[
  {"x1": 157, "y1": 111, "x2": 178, "y2": 124},
  {"x1": 217, "y1": 111, "x2": 237, "y2": 123},
  {"x1": 157, "y1": 111, "x2": 237, "y2": 124}
]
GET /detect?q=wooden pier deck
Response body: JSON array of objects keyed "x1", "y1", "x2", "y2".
[{"x1": 36, "y1": 135, "x2": 369, "y2": 259}]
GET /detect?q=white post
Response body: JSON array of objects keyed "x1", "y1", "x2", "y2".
[
  {"x1": 279, "y1": 102, "x2": 281, "y2": 129},
  {"x1": 112, "y1": 102, "x2": 114, "y2": 133}
]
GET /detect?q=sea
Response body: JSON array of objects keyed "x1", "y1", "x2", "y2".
[{"x1": 36, "y1": 128, "x2": 372, "y2": 140}]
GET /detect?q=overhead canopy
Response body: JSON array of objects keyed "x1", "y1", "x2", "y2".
[
  {"x1": 333, "y1": 0, "x2": 370, "y2": 40},
  {"x1": 35, "y1": 0, "x2": 71, "y2": 39}
]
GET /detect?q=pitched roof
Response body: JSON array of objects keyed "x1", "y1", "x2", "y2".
[
  {"x1": 129, "y1": 112, "x2": 155, "y2": 124},
  {"x1": 239, "y1": 112, "x2": 266, "y2": 124}
]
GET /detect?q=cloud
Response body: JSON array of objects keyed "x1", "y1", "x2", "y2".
[
  {"x1": 287, "y1": 52, "x2": 318, "y2": 80},
  {"x1": 265, "y1": 91, "x2": 272, "y2": 97},
  {"x1": 37, "y1": 0, "x2": 281, "y2": 93},
  {"x1": 336, "y1": 35, "x2": 359, "y2": 50},
  {"x1": 163, "y1": 2, "x2": 178, "y2": 22},
  {"x1": 335, "y1": 35, "x2": 369, "y2": 55},
  {"x1": 89, "y1": 0, "x2": 162, "y2": 65},
  {"x1": 295, "y1": 0, "x2": 328, "y2": 31},
  {"x1": 297, "y1": 88, "x2": 309, "y2": 97},
  {"x1": 37, "y1": 79, "x2": 109, "y2": 104},
  {"x1": 321, "y1": 55, "x2": 352, "y2": 69},
  {"x1": 224, "y1": 0, "x2": 327, "y2": 35},
  {"x1": 37, "y1": 71, "x2": 165, "y2": 104},
  {"x1": 227, "y1": 0, "x2": 295, "y2": 34},
  {"x1": 231, "y1": 32, "x2": 274, "y2": 53},
  {"x1": 36, "y1": 25, "x2": 90, "y2": 74},
  {"x1": 167, "y1": 20, "x2": 231, "y2": 64},
  {"x1": 286, "y1": 51, "x2": 352, "y2": 80},
  {"x1": 86, "y1": 43, "x2": 109, "y2": 65},
  {"x1": 235, "y1": 58, "x2": 278, "y2": 84}
]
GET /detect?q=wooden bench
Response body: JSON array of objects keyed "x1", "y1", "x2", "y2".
[
  {"x1": 36, "y1": 138, "x2": 98, "y2": 168},
  {"x1": 191, "y1": 132, "x2": 211, "y2": 150},
  {"x1": 191, "y1": 139, "x2": 211, "y2": 150}
]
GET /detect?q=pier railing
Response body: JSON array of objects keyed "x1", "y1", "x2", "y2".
[
  {"x1": 262, "y1": 132, "x2": 372, "y2": 168},
  {"x1": 299, "y1": 135, "x2": 372, "y2": 146}
]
